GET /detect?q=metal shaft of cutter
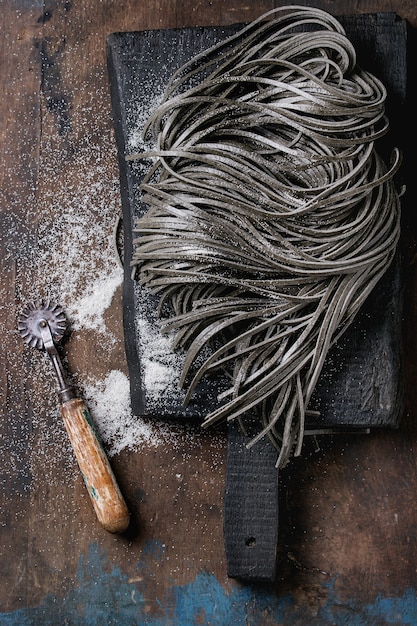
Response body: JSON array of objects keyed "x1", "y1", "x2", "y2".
[{"x1": 38, "y1": 320, "x2": 77, "y2": 403}]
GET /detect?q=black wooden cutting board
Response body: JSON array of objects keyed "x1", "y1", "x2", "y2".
[{"x1": 107, "y1": 13, "x2": 406, "y2": 581}]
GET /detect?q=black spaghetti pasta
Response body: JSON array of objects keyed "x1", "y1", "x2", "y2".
[{"x1": 128, "y1": 5, "x2": 401, "y2": 467}]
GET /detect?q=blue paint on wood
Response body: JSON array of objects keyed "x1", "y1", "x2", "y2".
[
  {"x1": 364, "y1": 588, "x2": 417, "y2": 625},
  {"x1": 172, "y1": 571, "x2": 291, "y2": 625},
  {"x1": 1, "y1": 543, "x2": 417, "y2": 625}
]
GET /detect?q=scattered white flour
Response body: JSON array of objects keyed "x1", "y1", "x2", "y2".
[
  {"x1": 135, "y1": 287, "x2": 187, "y2": 412},
  {"x1": 138, "y1": 317, "x2": 184, "y2": 407},
  {"x1": 126, "y1": 88, "x2": 164, "y2": 154},
  {"x1": 0, "y1": 73, "x2": 181, "y2": 494},
  {"x1": 32, "y1": 143, "x2": 124, "y2": 344},
  {"x1": 83, "y1": 369, "x2": 169, "y2": 457},
  {"x1": 68, "y1": 267, "x2": 124, "y2": 335}
]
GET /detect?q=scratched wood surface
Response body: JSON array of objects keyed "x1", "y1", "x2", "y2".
[{"x1": 1, "y1": 1, "x2": 417, "y2": 624}]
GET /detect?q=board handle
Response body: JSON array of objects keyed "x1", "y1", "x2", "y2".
[
  {"x1": 225, "y1": 420, "x2": 279, "y2": 581},
  {"x1": 60, "y1": 397, "x2": 130, "y2": 533}
]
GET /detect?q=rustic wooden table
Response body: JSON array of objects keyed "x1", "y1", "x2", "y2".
[{"x1": 1, "y1": 1, "x2": 417, "y2": 624}]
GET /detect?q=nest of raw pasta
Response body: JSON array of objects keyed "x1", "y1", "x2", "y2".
[{"x1": 129, "y1": 6, "x2": 401, "y2": 468}]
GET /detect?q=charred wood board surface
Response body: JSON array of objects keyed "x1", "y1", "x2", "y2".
[
  {"x1": 225, "y1": 419, "x2": 280, "y2": 581},
  {"x1": 107, "y1": 13, "x2": 405, "y2": 431},
  {"x1": 108, "y1": 13, "x2": 406, "y2": 582}
]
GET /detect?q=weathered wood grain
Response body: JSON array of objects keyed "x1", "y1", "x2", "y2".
[
  {"x1": 1, "y1": 0, "x2": 417, "y2": 623},
  {"x1": 0, "y1": 1, "x2": 43, "y2": 611}
]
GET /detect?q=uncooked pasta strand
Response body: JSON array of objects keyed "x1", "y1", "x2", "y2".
[{"x1": 129, "y1": 6, "x2": 401, "y2": 467}]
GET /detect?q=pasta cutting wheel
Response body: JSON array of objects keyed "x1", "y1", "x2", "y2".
[
  {"x1": 18, "y1": 299, "x2": 130, "y2": 533},
  {"x1": 19, "y1": 301, "x2": 67, "y2": 349}
]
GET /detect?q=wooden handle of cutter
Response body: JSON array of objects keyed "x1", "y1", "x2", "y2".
[{"x1": 60, "y1": 397, "x2": 130, "y2": 533}]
